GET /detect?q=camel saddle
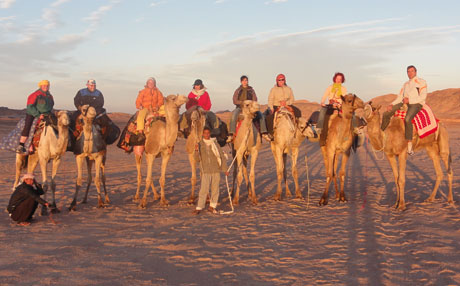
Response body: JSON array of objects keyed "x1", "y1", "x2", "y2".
[
  {"x1": 394, "y1": 104, "x2": 439, "y2": 138},
  {"x1": 32, "y1": 114, "x2": 58, "y2": 150}
]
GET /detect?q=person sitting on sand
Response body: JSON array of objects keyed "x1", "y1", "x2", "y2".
[
  {"x1": 135, "y1": 77, "x2": 164, "y2": 139},
  {"x1": 16, "y1": 80, "x2": 54, "y2": 154},
  {"x1": 193, "y1": 127, "x2": 227, "y2": 215},
  {"x1": 7, "y1": 173, "x2": 50, "y2": 226}
]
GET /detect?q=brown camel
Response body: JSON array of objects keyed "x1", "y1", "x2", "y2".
[
  {"x1": 363, "y1": 102, "x2": 453, "y2": 210},
  {"x1": 136, "y1": 94, "x2": 187, "y2": 208},
  {"x1": 69, "y1": 105, "x2": 108, "y2": 210},
  {"x1": 319, "y1": 93, "x2": 364, "y2": 206},
  {"x1": 14, "y1": 111, "x2": 70, "y2": 210},
  {"x1": 184, "y1": 107, "x2": 207, "y2": 204},
  {"x1": 270, "y1": 108, "x2": 314, "y2": 200},
  {"x1": 232, "y1": 100, "x2": 261, "y2": 205}
]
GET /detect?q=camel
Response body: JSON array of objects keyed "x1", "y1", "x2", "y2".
[
  {"x1": 184, "y1": 107, "x2": 207, "y2": 204},
  {"x1": 135, "y1": 94, "x2": 188, "y2": 208},
  {"x1": 271, "y1": 108, "x2": 315, "y2": 200},
  {"x1": 69, "y1": 105, "x2": 108, "y2": 210},
  {"x1": 231, "y1": 100, "x2": 261, "y2": 205},
  {"x1": 363, "y1": 102, "x2": 453, "y2": 210},
  {"x1": 319, "y1": 93, "x2": 364, "y2": 206},
  {"x1": 14, "y1": 111, "x2": 70, "y2": 210}
]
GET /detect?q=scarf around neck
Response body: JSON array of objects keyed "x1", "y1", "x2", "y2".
[
  {"x1": 192, "y1": 88, "x2": 206, "y2": 98},
  {"x1": 331, "y1": 83, "x2": 343, "y2": 98},
  {"x1": 203, "y1": 138, "x2": 221, "y2": 167}
]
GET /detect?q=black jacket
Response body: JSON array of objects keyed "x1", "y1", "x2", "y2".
[
  {"x1": 232, "y1": 86, "x2": 257, "y2": 107},
  {"x1": 7, "y1": 182, "x2": 46, "y2": 213},
  {"x1": 74, "y1": 88, "x2": 105, "y2": 114}
]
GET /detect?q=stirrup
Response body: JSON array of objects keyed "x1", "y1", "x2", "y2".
[
  {"x1": 226, "y1": 135, "x2": 233, "y2": 143},
  {"x1": 262, "y1": 133, "x2": 273, "y2": 142}
]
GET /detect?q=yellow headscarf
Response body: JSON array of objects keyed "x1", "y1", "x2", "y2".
[{"x1": 38, "y1": 80, "x2": 50, "y2": 87}]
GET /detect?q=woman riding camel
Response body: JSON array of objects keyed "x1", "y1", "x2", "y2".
[
  {"x1": 16, "y1": 80, "x2": 54, "y2": 154},
  {"x1": 180, "y1": 79, "x2": 218, "y2": 135},
  {"x1": 316, "y1": 72, "x2": 347, "y2": 135},
  {"x1": 265, "y1": 74, "x2": 301, "y2": 138},
  {"x1": 135, "y1": 77, "x2": 164, "y2": 139}
]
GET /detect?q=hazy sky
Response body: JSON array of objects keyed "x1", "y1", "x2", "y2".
[{"x1": 1, "y1": 0, "x2": 459, "y2": 113}]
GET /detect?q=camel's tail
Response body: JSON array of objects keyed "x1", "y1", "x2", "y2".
[
  {"x1": 21, "y1": 155, "x2": 29, "y2": 170},
  {"x1": 447, "y1": 147, "x2": 452, "y2": 174}
]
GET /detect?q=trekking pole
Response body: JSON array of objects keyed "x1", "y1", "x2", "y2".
[
  {"x1": 305, "y1": 154, "x2": 311, "y2": 209},
  {"x1": 220, "y1": 152, "x2": 238, "y2": 215}
]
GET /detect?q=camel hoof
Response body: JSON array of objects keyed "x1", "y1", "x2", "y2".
[
  {"x1": 68, "y1": 205, "x2": 76, "y2": 212},
  {"x1": 81, "y1": 199, "x2": 87, "y2": 204},
  {"x1": 105, "y1": 198, "x2": 111, "y2": 205},
  {"x1": 339, "y1": 196, "x2": 348, "y2": 203},
  {"x1": 285, "y1": 193, "x2": 292, "y2": 199},
  {"x1": 232, "y1": 199, "x2": 239, "y2": 206},
  {"x1": 448, "y1": 199, "x2": 454, "y2": 205},
  {"x1": 160, "y1": 200, "x2": 169, "y2": 207},
  {"x1": 153, "y1": 195, "x2": 160, "y2": 201},
  {"x1": 318, "y1": 197, "x2": 328, "y2": 206},
  {"x1": 273, "y1": 194, "x2": 281, "y2": 201},
  {"x1": 424, "y1": 197, "x2": 435, "y2": 203}
]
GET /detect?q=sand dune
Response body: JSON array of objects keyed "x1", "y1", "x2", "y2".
[{"x1": 0, "y1": 112, "x2": 459, "y2": 285}]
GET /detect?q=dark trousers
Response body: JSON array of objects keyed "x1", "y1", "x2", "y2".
[
  {"x1": 21, "y1": 114, "x2": 35, "y2": 137},
  {"x1": 10, "y1": 197, "x2": 38, "y2": 223},
  {"x1": 381, "y1": 103, "x2": 422, "y2": 140},
  {"x1": 229, "y1": 107, "x2": 267, "y2": 134}
]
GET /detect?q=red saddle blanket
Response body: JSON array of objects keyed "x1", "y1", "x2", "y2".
[{"x1": 395, "y1": 104, "x2": 439, "y2": 138}]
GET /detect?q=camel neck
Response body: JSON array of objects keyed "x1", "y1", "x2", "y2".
[{"x1": 366, "y1": 115, "x2": 384, "y2": 150}]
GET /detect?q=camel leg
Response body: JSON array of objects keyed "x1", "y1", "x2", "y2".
[
  {"x1": 101, "y1": 156, "x2": 109, "y2": 205},
  {"x1": 14, "y1": 154, "x2": 26, "y2": 190},
  {"x1": 94, "y1": 156, "x2": 104, "y2": 208},
  {"x1": 338, "y1": 151, "x2": 350, "y2": 202},
  {"x1": 242, "y1": 156, "x2": 250, "y2": 197},
  {"x1": 386, "y1": 154, "x2": 400, "y2": 208},
  {"x1": 291, "y1": 148, "x2": 303, "y2": 199},
  {"x1": 333, "y1": 152, "x2": 340, "y2": 200},
  {"x1": 82, "y1": 158, "x2": 93, "y2": 204},
  {"x1": 283, "y1": 153, "x2": 292, "y2": 199},
  {"x1": 273, "y1": 146, "x2": 284, "y2": 201},
  {"x1": 70, "y1": 156, "x2": 84, "y2": 211},
  {"x1": 140, "y1": 154, "x2": 154, "y2": 208},
  {"x1": 159, "y1": 152, "x2": 172, "y2": 206},
  {"x1": 396, "y1": 153, "x2": 407, "y2": 211},
  {"x1": 233, "y1": 156, "x2": 244, "y2": 205},
  {"x1": 425, "y1": 146, "x2": 444, "y2": 203},
  {"x1": 38, "y1": 156, "x2": 49, "y2": 216},
  {"x1": 134, "y1": 154, "x2": 142, "y2": 201},
  {"x1": 48, "y1": 158, "x2": 61, "y2": 213},
  {"x1": 319, "y1": 150, "x2": 335, "y2": 206},
  {"x1": 249, "y1": 149, "x2": 259, "y2": 205},
  {"x1": 441, "y1": 152, "x2": 454, "y2": 204},
  {"x1": 188, "y1": 153, "x2": 197, "y2": 204}
]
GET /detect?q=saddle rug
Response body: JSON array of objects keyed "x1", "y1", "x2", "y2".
[
  {"x1": 395, "y1": 104, "x2": 439, "y2": 138},
  {"x1": 0, "y1": 117, "x2": 40, "y2": 154}
]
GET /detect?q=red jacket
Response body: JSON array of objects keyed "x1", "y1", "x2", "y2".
[{"x1": 186, "y1": 91, "x2": 211, "y2": 111}]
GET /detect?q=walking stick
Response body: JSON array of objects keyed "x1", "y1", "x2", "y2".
[{"x1": 305, "y1": 154, "x2": 311, "y2": 209}]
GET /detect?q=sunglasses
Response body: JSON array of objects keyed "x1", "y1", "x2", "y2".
[{"x1": 278, "y1": 79, "x2": 285, "y2": 82}]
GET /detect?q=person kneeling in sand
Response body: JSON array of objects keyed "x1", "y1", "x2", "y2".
[
  {"x1": 7, "y1": 174, "x2": 50, "y2": 226},
  {"x1": 193, "y1": 127, "x2": 227, "y2": 215}
]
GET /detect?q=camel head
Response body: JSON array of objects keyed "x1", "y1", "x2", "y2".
[
  {"x1": 56, "y1": 110, "x2": 70, "y2": 127},
  {"x1": 297, "y1": 117, "x2": 315, "y2": 138},
  {"x1": 165, "y1": 94, "x2": 187, "y2": 109},
  {"x1": 341, "y1": 93, "x2": 364, "y2": 111},
  {"x1": 241, "y1": 100, "x2": 260, "y2": 116},
  {"x1": 363, "y1": 101, "x2": 381, "y2": 122},
  {"x1": 80, "y1": 105, "x2": 97, "y2": 120}
]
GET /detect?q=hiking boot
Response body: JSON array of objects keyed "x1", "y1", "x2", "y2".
[
  {"x1": 15, "y1": 144, "x2": 26, "y2": 154},
  {"x1": 192, "y1": 209, "x2": 201, "y2": 215},
  {"x1": 226, "y1": 134, "x2": 233, "y2": 143},
  {"x1": 137, "y1": 131, "x2": 146, "y2": 140},
  {"x1": 262, "y1": 133, "x2": 273, "y2": 142},
  {"x1": 407, "y1": 142, "x2": 414, "y2": 156},
  {"x1": 177, "y1": 130, "x2": 185, "y2": 138}
]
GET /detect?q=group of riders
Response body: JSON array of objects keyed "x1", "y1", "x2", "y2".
[{"x1": 14, "y1": 65, "x2": 427, "y2": 156}]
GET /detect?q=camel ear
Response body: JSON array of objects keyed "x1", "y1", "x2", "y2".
[
  {"x1": 376, "y1": 105, "x2": 381, "y2": 111},
  {"x1": 341, "y1": 95, "x2": 345, "y2": 102}
]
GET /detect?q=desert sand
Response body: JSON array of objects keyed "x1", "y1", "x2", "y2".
[{"x1": 0, "y1": 109, "x2": 459, "y2": 285}]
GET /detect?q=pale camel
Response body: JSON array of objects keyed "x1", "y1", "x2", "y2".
[
  {"x1": 135, "y1": 94, "x2": 188, "y2": 208},
  {"x1": 270, "y1": 108, "x2": 314, "y2": 200},
  {"x1": 232, "y1": 100, "x2": 261, "y2": 205},
  {"x1": 319, "y1": 93, "x2": 364, "y2": 206},
  {"x1": 69, "y1": 105, "x2": 108, "y2": 210},
  {"x1": 364, "y1": 102, "x2": 453, "y2": 210},
  {"x1": 184, "y1": 107, "x2": 207, "y2": 204},
  {"x1": 14, "y1": 111, "x2": 70, "y2": 211}
]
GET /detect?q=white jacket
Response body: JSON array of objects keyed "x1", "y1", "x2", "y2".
[{"x1": 392, "y1": 76, "x2": 427, "y2": 105}]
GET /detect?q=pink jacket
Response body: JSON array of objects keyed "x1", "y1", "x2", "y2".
[{"x1": 186, "y1": 90, "x2": 211, "y2": 111}]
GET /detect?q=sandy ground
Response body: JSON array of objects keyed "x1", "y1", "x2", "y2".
[{"x1": 0, "y1": 118, "x2": 459, "y2": 286}]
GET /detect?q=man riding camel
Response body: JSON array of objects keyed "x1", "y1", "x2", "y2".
[
  {"x1": 135, "y1": 77, "x2": 164, "y2": 140},
  {"x1": 228, "y1": 75, "x2": 271, "y2": 142},
  {"x1": 381, "y1": 65, "x2": 427, "y2": 155},
  {"x1": 265, "y1": 74, "x2": 301, "y2": 139},
  {"x1": 16, "y1": 80, "x2": 54, "y2": 154},
  {"x1": 72, "y1": 79, "x2": 114, "y2": 142}
]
